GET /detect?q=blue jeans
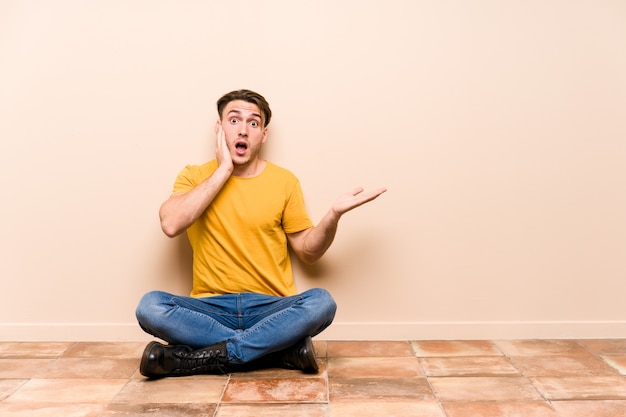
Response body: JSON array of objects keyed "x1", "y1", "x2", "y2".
[{"x1": 135, "y1": 288, "x2": 336, "y2": 365}]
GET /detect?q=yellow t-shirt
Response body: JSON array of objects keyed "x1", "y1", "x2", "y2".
[{"x1": 173, "y1": 161, "x2": 313, "y2": 297}]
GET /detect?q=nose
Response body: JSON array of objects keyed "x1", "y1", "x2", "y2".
[{"x1": 238, "y1": 123, "x2": 248, "y2": 137}]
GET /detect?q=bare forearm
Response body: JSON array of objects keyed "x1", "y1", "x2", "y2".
[
  {"x1": 297, "y1": 209, "x2": 341, "y2": 264},
  {"x1": 159, "y1": 165, "x2": 232, "y2": 237},
  {"x1": 288, "y1": 186, "x2": 386, "y2": 264}
]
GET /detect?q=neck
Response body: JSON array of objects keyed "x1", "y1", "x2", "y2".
[{"x1": 232, "y1": 159, "x2": 266, "y2": 178}]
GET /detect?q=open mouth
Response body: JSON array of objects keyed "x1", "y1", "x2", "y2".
[{"x1": 234, "y1": 141, "x2": 248, "y2": 155}]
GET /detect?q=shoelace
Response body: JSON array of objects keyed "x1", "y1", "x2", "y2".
[{"x1": 176, "y1": 349, "x2": 227, "y2": 374}]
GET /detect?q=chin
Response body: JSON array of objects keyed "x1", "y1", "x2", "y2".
[{"x1": 232, "y1": 157, "x2": 250, "y2": 166}]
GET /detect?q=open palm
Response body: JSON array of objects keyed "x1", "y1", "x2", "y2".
[{"x1": 332, "y1": 187, "x2": 387, "y2": 216}]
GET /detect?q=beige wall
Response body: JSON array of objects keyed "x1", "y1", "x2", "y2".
[{"x1": 1, "y1": 0, "x2": 625, "y2": 341}]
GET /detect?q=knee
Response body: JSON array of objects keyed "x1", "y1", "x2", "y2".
[
  {"x1": 302, "y1": 288, "x2": 337, "y2": 335},
  {"x1": 305, "y1": 288, "x2": 337, "y2": 318},
  {"x1": 135, "y1": 290, "x2": 169, "y2": 326}
]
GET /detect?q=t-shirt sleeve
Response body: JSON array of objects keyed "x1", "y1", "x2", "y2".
[
  {"x1": 172, "y1": 165, "x2": 197, "y2": 194},
  {"x1": 282, "y1": 179, "x2": 314, "y2": 234},
  {"x1": 172, "y1": 162, "x2": 216, "y2": 194}
]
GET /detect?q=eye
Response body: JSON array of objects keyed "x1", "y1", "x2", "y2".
[
  {"x1": 250, "y1": 120, "x2": 259, "y2": 127},
  {"x1": 230, "y1": 118, "x2": 238, "y2": 124}
]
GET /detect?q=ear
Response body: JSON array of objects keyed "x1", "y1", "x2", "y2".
[
  {"x1": 261, "y1": 126, "x2": 269, "y2": 144},
  {"x1": 214, "y1": 120, "x2": 221, "y2": 134}
]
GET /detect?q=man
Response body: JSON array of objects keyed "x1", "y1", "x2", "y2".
[{"x1": 136, "y1": 89, "x2": 386, "y2": 378}]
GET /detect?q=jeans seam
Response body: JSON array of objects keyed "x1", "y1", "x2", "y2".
[
  {"x1": 236, "y1": 295, "x2": 305, "y2": 343},
  {"x1": 172, "y1": 297, "x2": 235, "y2": 334},
  {"x1": 175, "y1": 296, "x2": 236, "y2": 319}
]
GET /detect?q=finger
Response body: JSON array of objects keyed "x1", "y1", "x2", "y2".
[
  {"x1": 371, "y1": 187, "x2": 388, "y2": 197},
  {"x1": 350, "y1": 187, "x2": 365, "y2": 196},
  {"x1": 217, "y1": 127, "x2": 226, "y2": 149},
  {"x1": 357, "y1": 188, "x2": 387, "y2": 203}
]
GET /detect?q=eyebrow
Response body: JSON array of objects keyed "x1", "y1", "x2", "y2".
[{"x1": 227, "y1": 109, "x2": 262, "y2": 120}]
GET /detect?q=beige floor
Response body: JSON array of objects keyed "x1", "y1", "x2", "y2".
[{"x1": 1, "y1": 339, "x2": 626, "y2": 416}]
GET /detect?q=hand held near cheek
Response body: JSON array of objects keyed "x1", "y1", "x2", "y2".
[
  {"x1": 215, "y1": 125, "x2": 234, "y2": 171},
  {"x1": 217, "y1": 125, "x2": 228, "y2": 151}
]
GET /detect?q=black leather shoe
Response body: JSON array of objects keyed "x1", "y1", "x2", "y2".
[
  {"x1": 278, "y1": 336, "x2": 319, "y2": 374},
  {"x1": 140, "y1": 341, "x2": 228, "y2": 378}
]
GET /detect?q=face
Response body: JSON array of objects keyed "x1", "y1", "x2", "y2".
[{"x1": 217, "y1": 100, "x2": 268, "y2": 167}]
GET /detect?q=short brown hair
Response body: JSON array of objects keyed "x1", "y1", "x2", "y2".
[{"x1": 216, "y1": 89, "x2": 272, "y2": 127}]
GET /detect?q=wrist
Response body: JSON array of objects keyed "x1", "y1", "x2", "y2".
[
  {"x1": 328, "y1": 208, "x2": 342, "y2": 223},
  {"x1": 216, "y1": 162, "x2": 234, "y2": 176}
]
